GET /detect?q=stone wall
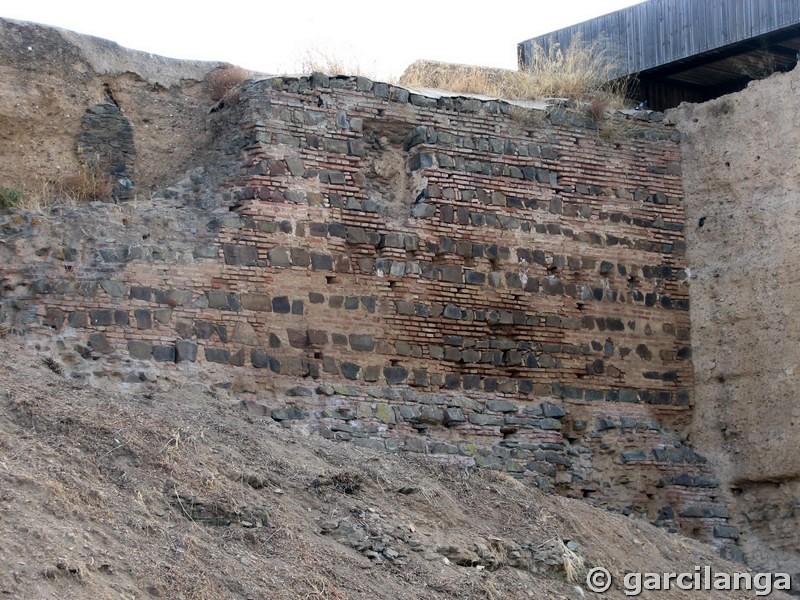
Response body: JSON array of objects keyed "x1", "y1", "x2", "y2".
[
  {"x1": 0, "y1": 75, "x2": 736, "y2": 556},
  {"x1": 672, "y1": 65, "x2": 800, "y2": 579}
]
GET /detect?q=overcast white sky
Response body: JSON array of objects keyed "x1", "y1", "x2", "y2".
[{"x1": 2, "y1": 1, "x2": 643, "y2": 79}]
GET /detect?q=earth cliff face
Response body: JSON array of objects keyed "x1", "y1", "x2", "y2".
[
  {"x1": 0, "y1": 18, "x2": 225, "y2": 195},
  {"x1": 671, "y1": 65, "x2": 800, "y2": 580}
]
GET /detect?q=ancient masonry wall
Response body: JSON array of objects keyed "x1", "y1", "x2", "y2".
[{"x1": 1, "y1": 75, "x2": 736, "y2": 555}]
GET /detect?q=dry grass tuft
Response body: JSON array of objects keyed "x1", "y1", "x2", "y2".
[
  {"x1": 523, "y1": 33, "x2": 627, "y2": 103},
  {"x1": 400, "y1": 34, "x2": 630, "y2": 106},
  {"x1": 730, "y1": 51, "x2": 776, "y2": 80},
  {"x1": 296, "y1": 48, "x2": 377, "y2": 79},
  {"x1": 2, "y1": 163, "x2": 115, "y2": 213},
  {"x1": 43, "y1": 356, "x2": 64, "y2": 376},
  {"x1": 587, "y1": 95, "x2": 610, "y2": 121},
  {"x1": 207, "y1": 65, "x2": 251, "y2": 102},
  {"x1": 400, "y1": 60, "x2": 531, "y2": 99},
  {"x1": 559, "y1": 539, "x2": 586, "y2": 583},
  {"x1": 59, "y1": 162, "x2": 115, "y2": 202}
]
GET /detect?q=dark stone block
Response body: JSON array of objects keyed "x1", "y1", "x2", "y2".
[
  {"x1": 443, "y1": 373, "x2": 461, "y2": 389},
  {"x1": 541, "y1": 402, "x2": 566, "y2": 418},
  {"x1": 176, "y1": 340, "x2": 197, "y2": 362},
  {"x1": 271, "y1": 407, "x2": 305, "y2": 421},
  {"x1": 443, "y1": 304, "x2": 462, "y2": 319},
  {"x1": 440, "y1": 265, "x2": 463, "y2": 283},
  {"x1": 349, "y1": 334, "x2": 375, "y2": 352},
  {"x1": 536, "y1": 418, "x2": 562, "y2": 431},
  {"x1": 272, "y1": 296, "x2": 291, "y2": 313},
  {"x1": 68, "y1": 311, "x2": 88, "y2": 328},
  {"x1": 621, "y1": 450, "x2": 648, "y2": 463},
  {"x1": 112, "y1": 309, "x2": 128, "y2": 326},
  {"x1": 469, "y1": 413, "x2": 503, "y2": 426},
  {"x1": 443, "y1": 407, "x2": 466, "y2": 426},
  {"x1": 362, "y1": 365, "x2": 380, "y2": 382},
  {"x1": 193, "y1": 320, "x2": 214, "y2": 339},
  {"x1": 31, "y1": 279, "x2": 53, "y2": 294},
  {"x1": 463, "y1": 374, "x2": 481, "y2": 389},
  {"x1": 130, "y1": 286, "x2": 152, "y2": 301},
  {"x1": 442, "y1": 346, "x2": 460, "y2": 362},
  {"x1": 207, "y1": 292, "x2": 240, "y2": 311},
  {"x1": 89, "y1": 309, "x2": 114, "y2": 327},
  {"x1": 251, "y1": 349, "x2": 271, "y2": 369},
  {"x1": 310, "y1": 253, "x2": 333, "y2": 270},
  {"x1": 487, "y1": 399, "x2": 517, "y2": 413},
  {"x1": 346, "y1": 227, "x2": 367, "y2": 245},
  {"x1": 205, "y1": 347, "x2": 231, "y2": 364},
  {"x1": 291, "y1": 300, "x2": 304, "y2": 315},
  {"x1": 418, "y1": 406, "x2": 443, "y2": 425},
  {"x1": 152, "y1": 345, "x2": 176, "y2": 362},
  {"x1": 412, "y1": 368, "x2": 430, "y2": 387},
  {"x1": 341, "y1": 362, "x2": 361, "y2": 380},
  {"x1": 288, "y1": 247, "x2": 309, "y2": 267},
  {"x1": 42, "y1": 308, "x2": 67, "y2": 329},
  {"x1": 360, "y1": 296, "x2": 376, "y2": 313},
  {"x1": 308, "y1": 329, "x2": 328, "y2": 345},
  {"x1": 268, "y1": 247, "x2": 291, "y2": 267},
  {"x1": 408, "y1": 152, "x2": 434, "y2": 170},
  {"x1": 288, "y1": 329, "x2": 310, "y2": 348},
  {"x1": 232, "y1": 349, "x2": 247, "y2": 367},
  {"x1": 713, "y1": 526, "x2": 740, "y2": 543},
  {"x1": 88, "y1": 333, "x2": 112, "y2": 354},
  {"x1": 287, "y1": 386, "x2": 313, "y2": 397},
  {"x1": 134, "y1": 309, "x2": 152, "y2": 329},
  {"x1": 542, "y1": 277, "x2": 564, "y2": 295},
  {"x1": 383, "y1": 366, "x2": 409, "y2": 385},
  {"x1": 679, "y1": 505, "x2": 729, "y2": 519},
  {"x1": 465, "y1": 270, "x2": 486, "y2": 285},
  {"x1": 223, "y1": 243, "x2": 258, "y2": 266},
  {"x1": 127, "y1": 340, "x2": 152, "y2": 360}
]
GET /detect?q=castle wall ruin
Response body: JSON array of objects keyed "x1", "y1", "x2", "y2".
[{"x1": 0, "y1": 73, "x2": 740, "y2": 557}]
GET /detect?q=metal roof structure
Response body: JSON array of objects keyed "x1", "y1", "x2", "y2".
[{"x1": 518, "y1": 0, "x2": 800, "y2": 110}]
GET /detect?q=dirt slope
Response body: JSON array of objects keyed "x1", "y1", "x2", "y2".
[{"x1": 0, "y1": 336, "x2": 783, "y2": 600}]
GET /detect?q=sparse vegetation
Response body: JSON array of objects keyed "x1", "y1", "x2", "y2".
[
  {"x1": 207, "y1": 65, "x2": 252, "y2": 102},
  {"x1": 0, "y1": 163, "x2": 114, "y2": 212},
  {"x1": 0, "y1": 185, "x2": 23, "y2": 208},
  {"x1": 587, "y1": 95, "x2": 610, "y2": 121},
  {"x1": 296, "y1": 48, "x2": 377, "y2": 79},
  {"x1": 401, "y1": 34, "x2": 631, "y2": 106},
  {"x1": 60, "y1": 162, "x2": 115, "y2": 202},
  {"x1": 730, "y1": 51, "x2": 776, "y2": 80}
]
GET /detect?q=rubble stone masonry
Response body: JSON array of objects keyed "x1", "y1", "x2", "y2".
[{"x1": 0, "y1": 75, "x2": 736, "y2": 557}]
